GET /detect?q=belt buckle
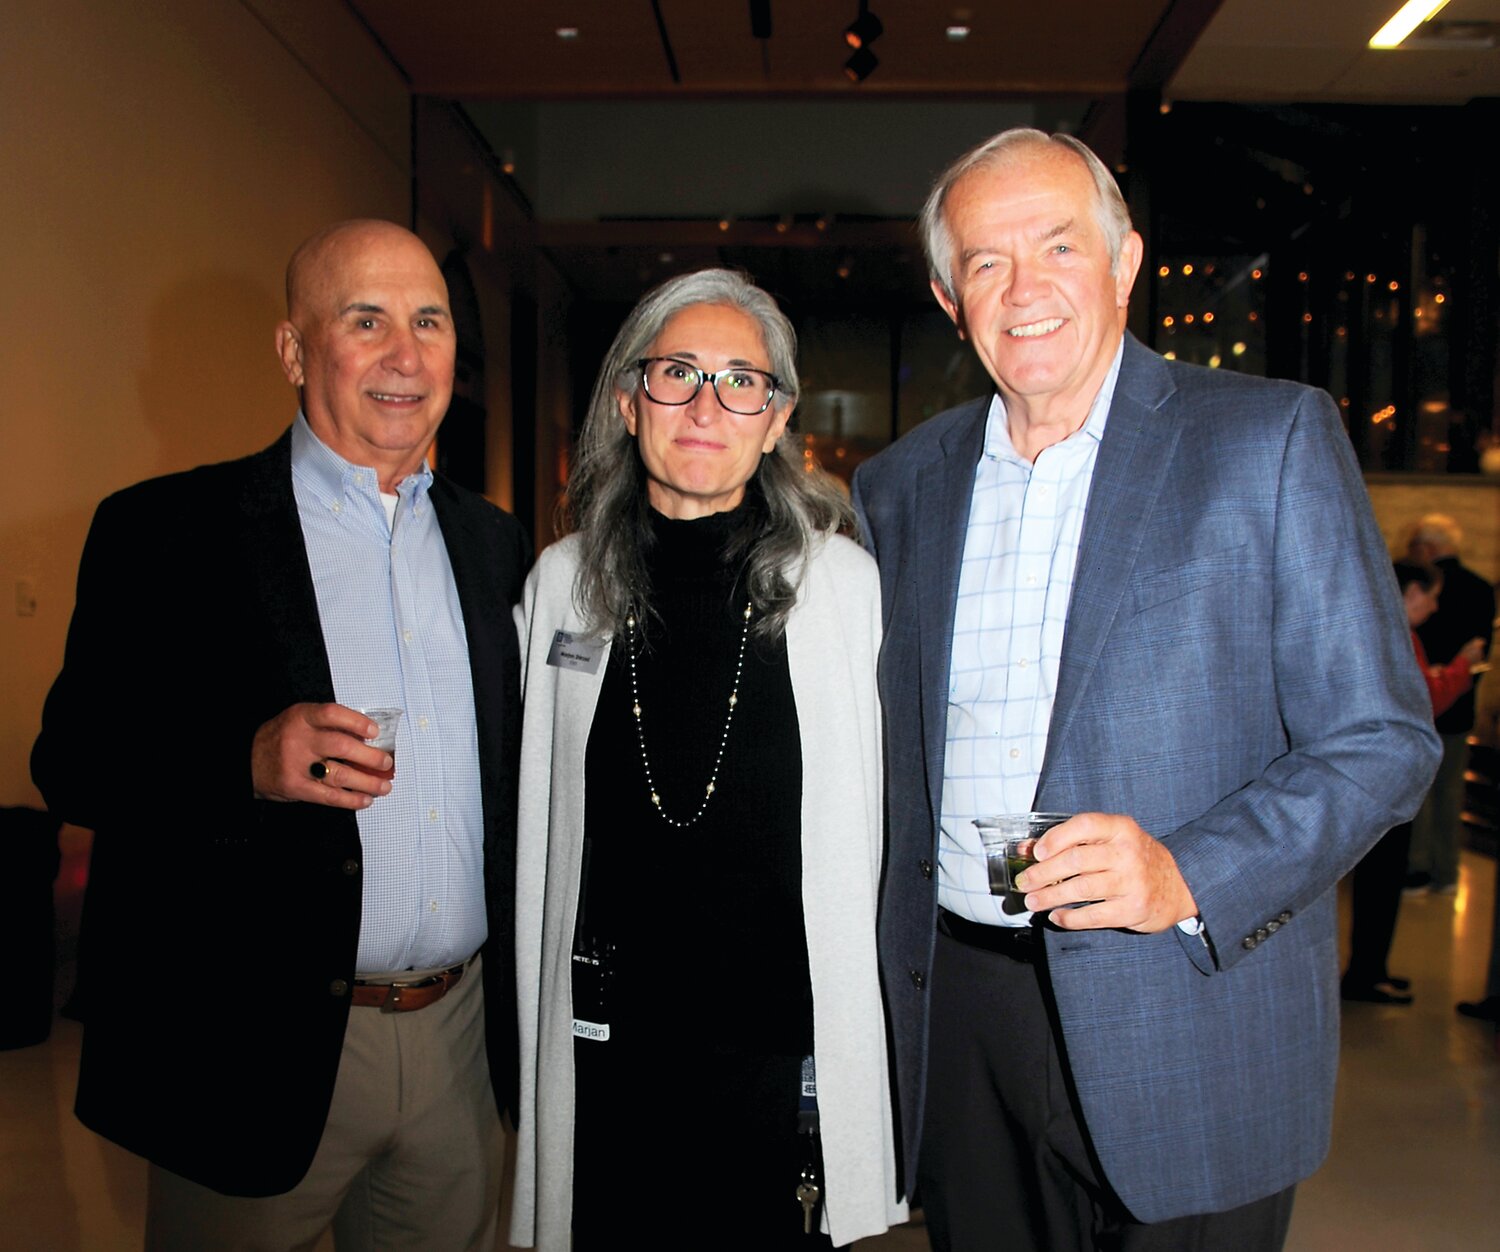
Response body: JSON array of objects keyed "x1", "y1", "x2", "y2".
[
  {"x1": 385, "y1": 971, "x2": 440, "y2": 1011},
  {"x1": 383, "y1": 960, "x2": 465, "y2": 1011}
]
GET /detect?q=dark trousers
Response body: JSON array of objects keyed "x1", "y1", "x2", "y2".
[
  {"x1": 918, "y1": 928, "x2": 1296, "y2": 1252},
  {"x1": 1344, "y1": 821, "x2": 1412, "y2": 988}
]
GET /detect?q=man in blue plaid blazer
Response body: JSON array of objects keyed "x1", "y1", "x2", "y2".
[{"x1": 853, "y1": 129, "x2": 1439, "y2": 1251}]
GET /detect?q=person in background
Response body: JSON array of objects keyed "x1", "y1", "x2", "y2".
[
  {"x1": 1404, "y1": 513, "x2": 1495, "y2": 896},
  {"x1": 1343, "y1": 560, "x2": 1484, "y2": 1004},
  {"x1": 33, "y1": 220, "x2": 528, "y2": 1251},
  {"x1": 853, "y1": 126, "x2": 1439, "y2": 1252},
  {"x1": 510, "y1": 268, "x2": 903, "y2": 1250}
]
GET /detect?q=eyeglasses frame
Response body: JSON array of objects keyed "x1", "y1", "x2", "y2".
[{"x1": 635, "y1": 357, "x2": 783, "y2": 416}]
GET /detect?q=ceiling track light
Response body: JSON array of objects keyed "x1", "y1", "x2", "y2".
[
  {"x1": 844, "y1": 3, "x2": 883, "y2": 50},
  {"x1": 844, "y1": 45, "x2": 878, "y2": 82}
]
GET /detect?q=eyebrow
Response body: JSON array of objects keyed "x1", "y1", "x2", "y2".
[
  {"x1": 660, "y1": 352, "x2": 765, "y2": 369},
  {"x1": 338, "y1": 302, "x2": 449, "y2": 317},
  {"x1": 958, "y1": 218, "x2": 1078, "y2": 268}
]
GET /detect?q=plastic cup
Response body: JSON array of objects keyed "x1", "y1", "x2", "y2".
[{"x1": 973, "y1": 812, "x2": 1072, "y2": 895}]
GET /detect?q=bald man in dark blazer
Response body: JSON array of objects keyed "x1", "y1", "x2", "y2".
[{"x1": 35, "y1": 220, "x2": 527, "y2": 1250}]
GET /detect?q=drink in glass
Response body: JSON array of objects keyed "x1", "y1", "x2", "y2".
[{"x1": 973, "y1": 812, "x2": 1071, "y2": 895}]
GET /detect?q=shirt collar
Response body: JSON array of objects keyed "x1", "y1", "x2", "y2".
[
  {"x1": 290, "y1": 412, "x2": 434, "y2": 504},
  {"x1": 982, "y1": 336, "x2": 1126, "y2": 464}
]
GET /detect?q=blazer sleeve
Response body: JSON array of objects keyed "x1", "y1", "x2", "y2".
[
  {"x1": 33, "y1": 487, "x2": 260, "y2": 829},
  {"x1": 1164, "y1": 389, "x2": 1441, "y2": 970}
]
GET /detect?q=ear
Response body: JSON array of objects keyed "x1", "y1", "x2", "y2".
[
  {"x1": 1115, "y1": 231, "x2": 1144, "y2": 307},
  {"x1": 275, "y1": 322, "x2": 304, "y2": 387},
  {"x1": 931, "y1": 279, "x2": 967, "y2": 341},
  {"x1": 762, "y1": 404, "x2": 792, "y2": 454},
  {"x1": 616, "y1": 389, "x2": 638, "y2": 437}
]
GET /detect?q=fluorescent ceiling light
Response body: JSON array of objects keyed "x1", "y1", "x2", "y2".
[{"x1": 1369, "y1": 0, "x2": 1450, "y2": 48}]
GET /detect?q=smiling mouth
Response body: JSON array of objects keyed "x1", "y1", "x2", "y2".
[
  {"x1": 369, "y1": 392, "x2": 424, "y2": 405},
  {"x1": 1007, "y1": 318, "x2": 1066, "y2": 338}
]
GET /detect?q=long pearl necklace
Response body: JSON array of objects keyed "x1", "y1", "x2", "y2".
[{"x1": 625, "y1": 600, "x2": 752, "y2": 828}]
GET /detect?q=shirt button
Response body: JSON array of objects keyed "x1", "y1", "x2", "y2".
[
  {"x1": 419, "y1": 716, "x2": 430, "y2": 731},
  {"x1": 331, "y1": 501, "x2": 343, "y2": 515},
  {"x1": 1017, "y1": 657, "x2": 1028, "y2": 669},
  {"x1": 1025, "y1": 574, "x2": 1037, "y2": 585},
  {"x1": 429, "y1": 900, "x2": 439, "y2": 913},
  {"x1": 428, "y1": 808, "x2": 439, "y2": 822},
  {"x1": 402, "y1": 629, "x2": 413, "y2": 643},
  {"x1": 1009, "y1": 748, "x2": 1020, "y2": 759}
]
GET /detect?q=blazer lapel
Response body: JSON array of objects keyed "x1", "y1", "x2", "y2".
[
  {"x1": 917, "y1": 399, "x2": 988, "y2": 825},
  {"x1": 430, "y1": 477, "x2": 519, "y2": 856},
  {"x1": 1040, "y1": 338, "x2": 1180, "y2": 789},
  {"x1": 238, "y1": 430, "x2": 336, "y2": 705}
]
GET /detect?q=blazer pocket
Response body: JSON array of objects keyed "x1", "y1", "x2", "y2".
[{"x1": 1129, "y1": 541, "x2": 1249, "y2": 617}]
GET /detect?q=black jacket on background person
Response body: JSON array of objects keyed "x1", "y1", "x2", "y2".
[
  {"x1": 31, "y1": 428, "x2": 528, "y2": 1197},
  {"x1": 1418, "y1": 555, "x2": 1495, "y2": 735}
]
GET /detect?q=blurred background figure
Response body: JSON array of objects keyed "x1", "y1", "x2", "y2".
[
  {"x1": 1344, "y1": 560, "x2": 1483, "y2": 1004},
  {"x1": 1403, "y1": 515, "x2": 1495, "y2": 898}
]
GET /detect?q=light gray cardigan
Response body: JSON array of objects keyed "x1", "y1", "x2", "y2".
[{"x1": 509, "y1": 531, "x2": 905, "y2": 1248}]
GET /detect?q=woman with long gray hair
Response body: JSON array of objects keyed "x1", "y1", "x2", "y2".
[{"x1": 510, "y1": 269, "x2": 903, "y2": 1248}]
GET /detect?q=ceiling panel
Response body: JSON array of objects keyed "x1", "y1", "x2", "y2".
[
  {"x1": 348, "y1": 0, "x2": 1182, "y2": 98},
  {"x1": 1170, "y1": 0, "x2": 1500, "y2": 103}
]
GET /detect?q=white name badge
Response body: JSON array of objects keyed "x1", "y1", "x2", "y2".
[
  {"x1": 547, "y1": 630, "x2": 605, "y2": 674},
  {"x1": 573, "y1": 1019, "x2": 610, "y2": 1041}
]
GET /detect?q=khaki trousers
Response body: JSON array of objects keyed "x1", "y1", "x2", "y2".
[{"x1": 145, "y1": 954, "x2": 502, "y2": 1252}]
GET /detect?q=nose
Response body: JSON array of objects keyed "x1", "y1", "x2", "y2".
[
  {"x1": 382, "y1": 326, "x2": 422, "y2": 375},
  {"x1": 1005, "y1": 257, "x2": 1047, "y2": 306},
  {"x1": 685, "y1": 377, "x2": 726, "y2": 425}
]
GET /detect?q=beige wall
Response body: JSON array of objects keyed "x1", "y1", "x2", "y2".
[
  {"x1": 1, "y1": 0, "x2": 410, "y2": 805},
  {"x1": 1366, "y1": 476, "x2": 1500, "y2": 585}
]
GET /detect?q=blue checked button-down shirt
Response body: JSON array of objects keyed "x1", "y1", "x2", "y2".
[
  {"x1": 939, "y1": 342, "x2": 1123, "y2": 926},
  {"x1": 291, "y1": 415, "x2": 485, "y2": 974}
]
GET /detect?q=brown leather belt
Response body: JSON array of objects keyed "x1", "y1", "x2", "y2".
[
  {"x1": 938, "y1": 907, "x2": 1038, "y2": 963},
  {"x1": 352, "y1": 959, "x2": 469, "y2": 1012}
]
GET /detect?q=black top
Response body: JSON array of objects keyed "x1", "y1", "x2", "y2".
[
  {"x1": 1418, "y1": 555, "x2": 1495, "y2": 733},
  {"x1": 579, "y1": 504, "x2": 812, "y2": 1056}
]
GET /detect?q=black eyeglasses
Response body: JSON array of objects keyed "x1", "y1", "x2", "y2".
[{"x1": 637, "y1": 357, "x2": 782, "y2": 416}]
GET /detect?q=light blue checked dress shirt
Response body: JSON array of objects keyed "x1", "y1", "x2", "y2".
[
  {"x1": 939, "y1": 343, "x2": 1123, "y2": 926},
  {"x1": 291, "y1": 415, "x2": 485, "y2": 974}
]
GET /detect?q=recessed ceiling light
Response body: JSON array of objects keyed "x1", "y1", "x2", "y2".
[
  {"x1": 945, "y1": 25, "x2": 971, "y2": 42},
  {"x1": 556, "y1": 27, "x2": 580, "y2": 41},
  {"x1": 1369, "y1": 0, "x2": 1449, "y2": 48}
]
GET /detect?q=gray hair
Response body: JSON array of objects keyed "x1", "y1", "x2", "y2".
[
  {"x1": 564, "y1": 267, "x2": 852, "y2": 641},
  {"x1": 920, "y1": 128, "x2": 1134, "y2": 303},
  {"x1": 1408, "y1": 513, "x2": 1463, "y2": 558}
]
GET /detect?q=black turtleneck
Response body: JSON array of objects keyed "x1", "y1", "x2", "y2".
[{"x1": 577, "y1": 504, "x2": 811, "y2": 1057}]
